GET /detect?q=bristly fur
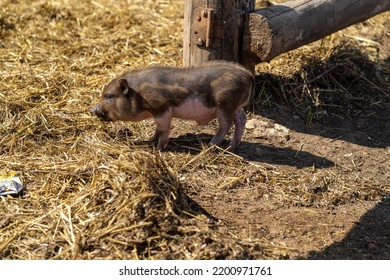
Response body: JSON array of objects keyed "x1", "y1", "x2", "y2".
[{"x1": 92, "y1": 62, "x2": 254, "y2": 150}]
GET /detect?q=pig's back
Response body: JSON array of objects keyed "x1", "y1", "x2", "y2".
[{"x1": 122, "y1": 62, "x2": 254, "y2": 109}]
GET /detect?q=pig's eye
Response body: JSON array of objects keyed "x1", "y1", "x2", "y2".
[{"x1": 105, "y1": 93, "x2": 115, "y2": 100}]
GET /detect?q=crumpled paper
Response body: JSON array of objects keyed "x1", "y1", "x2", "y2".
[{"x1": 0, "y1": 173, "x2": 24, "y2": 195}]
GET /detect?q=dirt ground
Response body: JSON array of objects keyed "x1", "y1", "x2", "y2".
[
  {"x1": 0, "y1": 0, "x2": 389, "y2": 260},
  {"x1": 225, "y1": 77, "x2": 390, "y2": 259}
]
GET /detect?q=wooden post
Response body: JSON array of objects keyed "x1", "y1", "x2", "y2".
[
  {"x1": 242, "y1": 0, "x2": 390, "y2": 67},
  {"x1": 183, "y1": 0, "x2": 254, "y2": 69}
]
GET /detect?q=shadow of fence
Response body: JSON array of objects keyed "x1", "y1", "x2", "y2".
[{"x1": 307, "y1": 197, "x2": 390, "y2": 259}]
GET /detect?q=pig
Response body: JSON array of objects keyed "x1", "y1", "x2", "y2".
[{"x1": 92, "y1": 61, "x2": 255, "y2": 150}]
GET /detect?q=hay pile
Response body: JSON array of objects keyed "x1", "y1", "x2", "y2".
[{"x1": 1, "y1": 0, "x2": 389, "y2": 259}]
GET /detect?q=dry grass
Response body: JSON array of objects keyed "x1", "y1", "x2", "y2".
[{"x1": 1, "y1": 0, "x2": 389, "y2": 259}]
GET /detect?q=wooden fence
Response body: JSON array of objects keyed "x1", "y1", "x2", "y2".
[{"x1": 183, "y1": 0, "x2": 390, "y2": 71}]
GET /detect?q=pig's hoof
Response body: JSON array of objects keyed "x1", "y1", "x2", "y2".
[
  {"x1": 227, "y1": 143, "x2": 239, "y2": 151},
  {"x1": 156, "y1": 140, "x2": 169, "y2": 150},
  {"x1": 150, "y1": 138, "x2": 157, "y2": 147}
]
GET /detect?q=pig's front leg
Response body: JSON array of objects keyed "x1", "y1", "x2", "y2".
[{"x1": 153, "y1": 112, "x2": 172, "y2": 150}]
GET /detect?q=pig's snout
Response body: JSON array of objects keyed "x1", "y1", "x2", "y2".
[{"x1": 91, "y1": 104, "x2": 111, "y2": 122}]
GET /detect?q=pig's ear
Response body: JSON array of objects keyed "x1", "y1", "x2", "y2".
[{"x1": 119, "y1": 78, "x2": 130, "y2": 95}]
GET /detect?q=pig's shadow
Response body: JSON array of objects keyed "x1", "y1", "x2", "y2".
[{"x1": 158, "y1": 133, "x2": 334, "y2": 169}]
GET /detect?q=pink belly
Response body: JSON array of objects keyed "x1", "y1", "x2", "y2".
[{"x1": 171, "y1": 98, "x2": 217, "y2": 125}]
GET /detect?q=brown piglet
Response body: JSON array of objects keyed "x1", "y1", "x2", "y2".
[{"x1": 92, "y1": 61, "x2": 255, "y2": 150}]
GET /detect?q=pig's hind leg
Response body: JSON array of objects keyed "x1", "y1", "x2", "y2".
[
  {"x1": 229, "y1": 108, "x2": 246, "y2": 150},
  {"x1": 209, "y1": 110, "x2": 233, "y2": 148}
]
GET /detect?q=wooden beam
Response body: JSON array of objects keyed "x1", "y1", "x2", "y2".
[{"x1": 242, "y1": 0, "x2": 390, "y2": 67}]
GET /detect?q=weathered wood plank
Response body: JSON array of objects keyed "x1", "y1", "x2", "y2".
[{"x1": 183, "y1": 0, "x2": 248, "y2": 67}]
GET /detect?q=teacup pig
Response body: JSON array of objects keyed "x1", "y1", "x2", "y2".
[{"x1": 92, "y1": 61, "x2": 254, "y2": 150}]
